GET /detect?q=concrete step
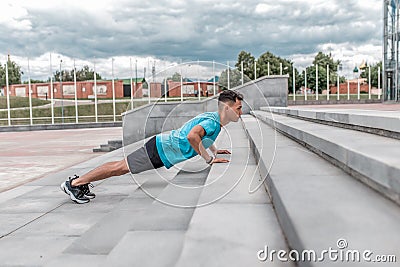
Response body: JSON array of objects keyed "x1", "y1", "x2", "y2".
[
  {"x1": 108, "y1": 139, "x2": 122, "y2": 148},
  {"x1": 61, "y1": 142, "x2": 182, "y2": 257},
  {"x1": 93, "y1": 144, "x2": 117, "y2": 153},
  {"x1": 93, "y1": 139, "x2": 122, "y2": 153},
  {"x1": 262, "y1": 106, "x2": 400, "y2": 139},
  {"x1": 174, "y1": 122, "x2": 293, "y2": 267},
  {"x1": 102, "y1": 160, "x2": 210, "y2": 267},
  {"x1": 253, "y1": 110, "x2": 400, "y2": 206},
  {"x1": 242, "y1": 114, "x2": 400, "y2": 267}
]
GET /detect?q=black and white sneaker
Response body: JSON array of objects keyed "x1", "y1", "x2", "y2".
[
  {"x1": 61, "y1": 176, "x2": 90, "y2": 204},
  {"x1": 68, "y1": 175, "x2": 96, "y2": 199},
  {"x1": 80, "y1": 183, "x2": 96, "y2": 199}
]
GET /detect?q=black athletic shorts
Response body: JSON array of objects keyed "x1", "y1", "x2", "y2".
[{"x1": 127, "y1": 136, "x2": 164, "y2": 174}]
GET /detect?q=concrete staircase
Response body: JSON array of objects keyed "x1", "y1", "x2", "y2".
[
  {"x1": 244, "y1": 107, "x2": 400, "y2": 266},
  {"x1": 1, "y1": 106, "x2": 399, "y2": 266},
  {"x1": 0, "y1": 122, "x2": 291, "y2": 267}
]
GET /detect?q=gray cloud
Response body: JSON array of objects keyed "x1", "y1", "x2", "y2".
[{"x1": 0, "y1": 0, "x2": 382, "y2": 73}]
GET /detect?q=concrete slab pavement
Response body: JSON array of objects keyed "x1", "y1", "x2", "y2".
[{"x1": 0, "y1": 127, "x2": 122, "y2": 192}]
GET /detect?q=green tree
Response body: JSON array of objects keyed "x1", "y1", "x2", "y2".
[
  {"x1": 53, "y1": 65, "x2": 101, "y2": 82},
  {"x1": 313, "y1": 52, "x2": 341, "y2": 70},
  {"x1": 257, "y1": 51, "x2": 291, "y2": 76},
  {"x1": 360, "y1": 61, "x2": 382, "y2": 88},
  {"x1": 23, "y1": 79, "x2": 47, "y2": 84},
  {"x1": 296, "y1": 65, "x2": 327, "y2": 93},
  {"x1": 167, "y1": 72, "x2": 182, "y2": 82},
  {"x1": 218, "y1": 68, "x2": 243, "y2": 90},
  {"x1": 257, "y1": 51, "x2": 295, "y2": 92},
  {"x1": 295, "y1": 52, "x2": 345, "y2": 93},
  {"x1": 235, "y1": 51, "x2": 256, "y2": 80},
  {"x1": 0, "y1": 64, "x2": 4, "y2": 87},
  {"x1": 0, "y1": 57, "x2": 22, "y2": 86}
]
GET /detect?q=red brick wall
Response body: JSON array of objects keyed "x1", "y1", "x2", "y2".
[
  {"x1": 131, "y1": 82, "x2": 143, "y2": 98},
  {"x1": 5, "y1": 80, "x2": 221, "y2": 99},
  {"x1": 149, "y1": 82, "x2": 162, "y2": 98},
  {"x1": 167, "y1": 81, "x2": 220, "y2": 97},
  {"x1": 168, "y1": 81, "x2": 182, "y2": 97},
  {"x1": 330, "y1": 82, "x2": 372, "y2": 94},
  {"x1": 6, "y1": 80, "x2": 125, "y2": 99}
]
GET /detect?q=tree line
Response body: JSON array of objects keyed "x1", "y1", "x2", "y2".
[
  {"x1": 219, "y1": 50, "x2": 382, "y2": 92},
  {"x1": 0, "y1": 58, "x2": 102, "y2": 87}
]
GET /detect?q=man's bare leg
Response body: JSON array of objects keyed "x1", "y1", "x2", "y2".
[{"x1": 71, "y1": 159, "x2": 130, "y2": 187}]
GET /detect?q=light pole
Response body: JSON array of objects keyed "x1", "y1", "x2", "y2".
[
  {"x1": 293, "y1": 65, "x2": 296, "y2": 101},
  {"x1": 337, "y1": 64, "x2": 340, "y2": 100},
  {"x1": 135, "y1": 59, "x2": 138, "y2": 100},
  {"x1": 305, "y1": 68, "x2": 308, "y2": 101},
  {"x1": 59, "y1": 59, "x2": 64, "y2": 123},
  {"x1": 5, "y1": 57, "x2": 11, "y2": 126},
  {"x1": 227, "y1": 61, "x2": 230, "y2": 90},
  {"x1": 316, "y1": 64, "x2": 319, "y2": 100},
  {"x1": 241, "y1": 61, "x2": 244, "y2": 85},
  {"x1": 111, "y1": 58, "x2": 116, "y2": 122},
  {"x1": 327, "y1": 64, "x2": 330, "y2": 101},
  {"x1": 129, "y1": 57, "x2": 133, "y2": 109}
]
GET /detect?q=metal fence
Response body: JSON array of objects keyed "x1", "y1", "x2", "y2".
[{"x1": 0, "y1": 59, "x2": 384, "y2": 127}]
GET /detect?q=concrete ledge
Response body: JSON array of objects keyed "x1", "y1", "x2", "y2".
[
  {"x1": 0, "y1": 122, "x2": 122, "y2": 132},
  {"x1": 253, "y1": 110, "x2": 400, "y2": 206},
  {"x1": 262, "y1": 106, "x2": 400, "y2": 139},
  {"x1": 242, "y1": 115, "x2": 400, "y2": 267}
]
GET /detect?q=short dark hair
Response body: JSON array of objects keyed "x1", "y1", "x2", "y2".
[{"x1": 218, "y1": 90, "x2": 243, "y2": 104}]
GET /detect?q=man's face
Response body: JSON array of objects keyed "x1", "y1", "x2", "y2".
[{"x1": 226, "y1": 99, "x2": 243, "y2": 122}]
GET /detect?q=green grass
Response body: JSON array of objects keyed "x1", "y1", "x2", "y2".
[
  {"x1": 0, "y1": 96, "x2": 50, "y2": 109},
  {"x1": 0, "y1": 101, "x2": 148, "y2": 125},
  {"x1": 0, "y1": 96, "x2": 212, "y2": 126}
]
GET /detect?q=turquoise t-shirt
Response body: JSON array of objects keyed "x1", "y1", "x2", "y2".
[{"x1": 155, "y1": 112, "x2": 221, "y2": 169}]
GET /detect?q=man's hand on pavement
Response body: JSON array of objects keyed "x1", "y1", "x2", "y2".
[{"x1": 212, "y1": 158, "x2": 230, "y2": 164}]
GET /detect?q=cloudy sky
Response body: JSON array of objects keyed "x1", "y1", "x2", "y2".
[{"x1": 0, "y1": 0, "x2": 382, "y2": 80}]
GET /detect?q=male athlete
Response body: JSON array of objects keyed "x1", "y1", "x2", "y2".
[{"x1": 61, "y1": 90, "x2": 244, "y2": 203}]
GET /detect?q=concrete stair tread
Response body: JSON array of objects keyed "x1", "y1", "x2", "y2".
[
  {"x1": 242, "y1": 114, "x2": 400, "y2": 266},
  {"x1": 103, "y1": 231, "x2": 185, "y2": 267},
  {"x1": 262, "y1": 106, "x2": 400, "y2": 137},
  {"x1": 99, "y1": 161, "x2": 208, "y2": 266},
  {"x1": 252, "y1": 110, "x2": 400, "y2": 205},
  {"x1": 62, "y1": 162, "x2": 183, "y2": 255},
  {"x1": 173, "y1": 122, "x2": 292, "y2": 267}
]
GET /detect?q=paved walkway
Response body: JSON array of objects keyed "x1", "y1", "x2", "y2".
[{"x1": 0, "y1": 127, "x2": 122, "y2": 192}]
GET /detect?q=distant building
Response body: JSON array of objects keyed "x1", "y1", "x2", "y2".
[
  {"x1": 168, "y1": 79, "x2": 221, "y2": 97},
  {"x1": 3, "y1": 78, "x2": 154, "y2": 99},
  {"x1": 2, "y1": 76, "x2": 221, "y2": 99},
  {"x1": 329, "y1": 79, "x2": 377, "y2": 94}
]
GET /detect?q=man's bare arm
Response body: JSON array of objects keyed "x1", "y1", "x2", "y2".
[
  {"x1": 187, "y1": 126, "x2": 229, "y2": 164},
  {"x1": 187, "y1": 125, "x2": 211, "y2": 162}
]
